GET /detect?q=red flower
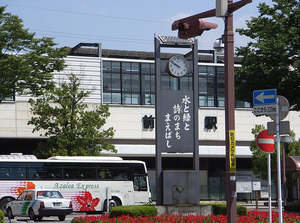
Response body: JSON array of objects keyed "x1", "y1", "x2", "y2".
[{"x1": 73, "y1": 191, "x2": 100, "y2": 211}]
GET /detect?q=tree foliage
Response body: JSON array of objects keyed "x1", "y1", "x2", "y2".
[
  {"x1": 28, "y1": 73, "x2": 116, "y2": 158},
  {"x1": 250, "y1": 124, "x2": 300, "y2": 200},
  {"x1": 0, "y1": 6, "x2": 67, "y2": 102},
  {"x1": 235, "y1": 0, "x2": 300, "y2": 109}
]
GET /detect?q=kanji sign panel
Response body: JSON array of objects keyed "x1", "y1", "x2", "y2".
[
  {"x1": 252, "y1": 104, "x2": 277, "y2": 116},
  {"x1": 256, "y1": 129, "x2": 274, "y2": 153},
  {"x1": 253, "y1": 89, "x2": 277, "y2": 106},
  {"x1": 229, "y1": 130, "x2": 236, "y2": 173},
  {"x1": 160, "y1": 90, "x2": 194, "y2": 153}
]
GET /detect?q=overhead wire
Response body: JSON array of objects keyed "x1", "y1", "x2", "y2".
[{"x1": 1, "y1": 1, "x2": 248, "y2": 49}]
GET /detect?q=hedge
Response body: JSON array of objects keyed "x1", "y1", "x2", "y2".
[
  {"x1": 206, "y1": 203, "x2": 248, "y2": 216},
  {"x1": 109, "y1": 205, "x2": 158, "y2": 218},
  {"x1": 284, "y1": 202, "x2": 300, "y2": 212},
  {"x1": 0, "y1": 209, "x2": 4, "y2": 223}
]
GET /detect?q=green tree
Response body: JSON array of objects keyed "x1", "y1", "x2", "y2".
[
  {"x1": 0, "y1": 6, "x2": 67, "y2": 102},
  {"x1": 28, "y1": 73, "x2": 116, "y2": 158},
  {"x1": 250, "y1": 124, "x2": 300, "y2": 201},
  {"x1": 235, "y1": 0, "x2": 300, "y2": 109}
]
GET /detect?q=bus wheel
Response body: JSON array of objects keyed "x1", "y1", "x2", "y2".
[
  {"x1": 103, "y1": 197, "x2": 121, "y2": 212},
  {"x1": 0, "y1": 197, "x2": 14, "y2": 215}
]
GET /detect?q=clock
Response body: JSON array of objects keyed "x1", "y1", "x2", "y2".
[{"x1": 167, "y1": 55, "x2": 188, "y2": 77}]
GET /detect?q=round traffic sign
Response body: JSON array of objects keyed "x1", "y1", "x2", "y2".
[
  {"x1": 256, "y1": 129, "x2": 274, "y2": 153},
  {"x1": 269, "y1": 95, "x2": 289, "y2": 121}
]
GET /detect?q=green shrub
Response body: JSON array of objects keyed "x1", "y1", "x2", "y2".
[
  {"x1": 237, "y1": 205, "x2": 248, "y2": 216},
  {"x1": 208, "y1": 203, "x2": 247, "y2": 216},
  {"x1": 109, "y1": 205, "x2": 158, "y2": 218},
  {"x1": 0, "y1": 209, "x2": 4, "y2": 223},
  {"x1": 212, "y1": 203, "x2": 227, "y2": 215},
  {"x1": 284, "y1": 202, "x2": 300, "y2": 212}
]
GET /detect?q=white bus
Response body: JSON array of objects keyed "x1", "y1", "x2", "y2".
[{"x1": 0, "y1": 154, "x2": 151, "y2": 213}]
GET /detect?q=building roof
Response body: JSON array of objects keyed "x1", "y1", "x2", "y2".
[{"x1": 66, "y1": 42, "x2": 242, "y2": 64}]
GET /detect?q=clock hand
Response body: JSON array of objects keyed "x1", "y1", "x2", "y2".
[{"x1": 171, "y1": 61, "x2": 181, "y2": 68}]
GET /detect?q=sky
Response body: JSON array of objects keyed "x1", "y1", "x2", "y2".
[{"x1": 1, "y1": 0, "x2": 274, "y2": 53}]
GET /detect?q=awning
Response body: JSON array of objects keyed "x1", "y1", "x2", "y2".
[{"x1": 285, "y1": 156, "x2": 300, "y2": 172}]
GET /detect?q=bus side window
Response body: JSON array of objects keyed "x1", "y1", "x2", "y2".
[
  {"x1": 10, "y1": 168, "x2": 26, "y2": 180},
  {"x1": 0, "y1": 168, "x2": 9, "y2": 179},
  {"x1": 134, "y1": 175, "x2": 147, "y2": 191},
  {"x1": 98, "y1": 169, "x2": 112, "y2": 179}
]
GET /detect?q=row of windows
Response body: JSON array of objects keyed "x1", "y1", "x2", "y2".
[
  {"x1": 103, "y1": 61, "x2": 251, "y2": 108},
  {"x1": 4, "y1": 59, "x2": 250, "y2": 108},
  {"x1": 0, "y1": 162, "x2": 146, "y2": 181}
]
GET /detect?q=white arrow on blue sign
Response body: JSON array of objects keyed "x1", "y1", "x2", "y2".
[{"x1": 253, "y1": 89, "x2": 277, "y2": 106}]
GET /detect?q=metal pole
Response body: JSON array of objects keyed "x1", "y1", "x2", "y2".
[
  {"x1": 155, "y1": 37, "x2": 163, "y2": 205},
  {"x1": 268, "y1": 153, "x2": 272, "y2": 222},
  {"x1": 282, "y1": 141, "x2": 286, "y2": 206},
  {"x1": 276, "y1": 99, "x2": 283, "y2": 223},
  {"x1": 193, "y1": 40, "x2": 200, "y2": 175},
  {"x1": 225, "y1": 0, "x2": 237, "y2": 222}
]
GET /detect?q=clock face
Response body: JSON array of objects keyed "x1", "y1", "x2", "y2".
[{"x1": 168, "y1": 55, "x2": 188, "y2": 77}]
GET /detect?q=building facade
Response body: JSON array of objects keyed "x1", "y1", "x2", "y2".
[{"x1": 0, "y1": 43, "x2": 299, "y2": 201}]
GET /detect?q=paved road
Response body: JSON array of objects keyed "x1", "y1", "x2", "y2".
[{"x1": 4, "y1": 213, "x2": 102, "y2": 223}]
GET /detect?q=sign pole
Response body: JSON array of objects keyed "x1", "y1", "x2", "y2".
[
  {"x1": 268, "y1": 153, "x2": 272, "y2": 222},
  {"x1": 256, "y1": 129, "x2": 274, "y2": 223},
  {"x1": 276, "y1": 99, "x2": 283, "y2": 223}
]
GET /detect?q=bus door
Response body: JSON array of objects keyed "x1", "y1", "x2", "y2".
[{"x1": 133, "y1": 174, "x2": 149, "y2": 204}]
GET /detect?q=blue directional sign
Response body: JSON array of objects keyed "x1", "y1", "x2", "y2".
[{"x1": 253, "y1": 89, "x2": 277, "y2": 106}]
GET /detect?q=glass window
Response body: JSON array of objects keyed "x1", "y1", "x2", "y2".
[
  {"x1": 112, "y1": 74, "x2": 121, "y2": 91},
  {"x1": 236, "y1": 100, "x2": 251, "y2": 108},
  {"x1": 102, "y1": 60, "x2": 250, "y2": 108},
  {"x1": 17, "y1": 192, "x2": 27, "y2": 201},
  {"x1": 131, "y1": 63, "x2": 140, "y2": 74},
  {"x1": 0, "y1": 168, "x2": 9, "y2": 179},
  {"x1": 161, "y1": 76, "x2": 170, "y2": 90},
  {"x1": 132, "y1": 75, "x2": 140, "y2": 92},
  {"x1": 112, "y1": 62, "x2": 121, "y2": 73},
  {"x1": 199, "y1": 77, "x2": 208, "y2": 94},
  {"x1": 142, "y1": 75, "x2": 151, "y2": 93},
  {"x1": 10, "y1": 168, "x2": 26, "y2": 179},
  {"x1": 142, "y1": 94, "x2": 155, "y2": 105},
  {"x1": 199, "y1": 96, "x2": 215, "y2": 107},
  {"x1": 218, "y1": 96, "x2": 225, "y2": 107},
  {"x1": 199, "y1": 66, "x2": 216, "y2": 107},
  {"x1": 122, "y1": 74, "x2": 131, "y2": 92},
  {"x1": 103, "y1": 61, "x2": 112, "y2": 72},
  {"x1": 122, "y1": 62, "x2": 131, "y2": 73},
  {"x1": 180, "y1": 76, "x2": 192, "y2": 90},
  {"x1": 132, "y1": 94, "x2": 140, "y2": 104},
  {"x1": 103, "y1": 73, "x2": 112, "y2": 91}
]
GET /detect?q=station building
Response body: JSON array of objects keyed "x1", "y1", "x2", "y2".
[{"x1": 1, "y1": 42, "x2": 299, "y2": 201}]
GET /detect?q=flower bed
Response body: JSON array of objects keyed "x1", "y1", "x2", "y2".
[{"x1": 72, "y1": 210, "x2": 300, "y2": 223}]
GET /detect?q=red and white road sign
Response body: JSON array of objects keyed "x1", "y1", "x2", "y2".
[{"x1": 256, "y1": 129, "x2": 274, "y2": 153}]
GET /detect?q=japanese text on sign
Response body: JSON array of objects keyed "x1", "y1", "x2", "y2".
[
  {"x1": 229, "y1": 130, "x2": 236, "y2": 173},
  {"x1": 164, "y1": 95, "x2": 191, "y2": 149}
]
